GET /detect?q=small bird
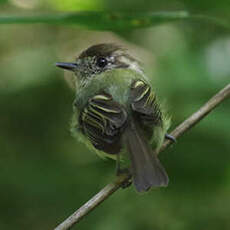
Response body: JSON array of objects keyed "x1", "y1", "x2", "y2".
[{"x1": 56, "y1": 43, "x2": 172, "y2": 192}]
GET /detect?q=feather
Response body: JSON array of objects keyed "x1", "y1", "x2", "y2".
[
  {"x1": 125, "y1": 119, "x2": 169, "y2": 192},
  {"x1": 78, "y1": 91, "x2": 127, "y2": 155}
]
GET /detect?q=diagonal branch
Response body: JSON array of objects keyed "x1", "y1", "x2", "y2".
[
  {"x1": 160, "y1": 83, "x2": 230, "y2": 151},
  {"x1": 54, "y1": 83, "x2": 230, "y2": 230}
]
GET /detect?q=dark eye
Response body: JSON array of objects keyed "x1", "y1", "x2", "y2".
[{"x1": 96, "y1": 57, "x2": 108, "y2": 68}]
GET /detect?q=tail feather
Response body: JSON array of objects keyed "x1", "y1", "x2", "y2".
[{"x1": 125, "y1": 120, "x2": 169, "y2": 192}]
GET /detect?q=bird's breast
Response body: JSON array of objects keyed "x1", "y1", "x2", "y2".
[
  {"x1": 103, "y1": 68, "x2": 145, "y2": 106},
  {"x1": 75, "y1": 68, "x2": 146, "y2": 110}
]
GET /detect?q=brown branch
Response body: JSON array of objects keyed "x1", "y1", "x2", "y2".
[
  {"x1": 161, "y1": 83, "x2": 230, "y2": 151},
  {"x1": 54, "y1": 83, "x2": 230, "y2": 230}
]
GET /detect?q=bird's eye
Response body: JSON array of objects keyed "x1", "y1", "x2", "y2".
[{"x1": 96, "y1": 57, "x2": 108, "y2": 68}]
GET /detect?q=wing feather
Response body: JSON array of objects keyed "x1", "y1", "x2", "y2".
[{"x1": 79, "y1": 92, "x2": 127, "y2": 155}]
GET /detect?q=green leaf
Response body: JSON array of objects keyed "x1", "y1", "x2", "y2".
[{"x1": 0, "y1": 11, "x2": 229, "y2": 30}]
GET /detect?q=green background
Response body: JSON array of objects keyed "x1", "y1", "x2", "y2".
[{"x1": 0, "y1": 0, "x2": 230, "y2": 229}]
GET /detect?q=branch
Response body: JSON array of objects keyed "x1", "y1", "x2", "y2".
[
  {"x1": 160, "y1": 83, "x2": 230, "y2": 151},
  {"x1": 54, "y1": 83, "x2": 230, "y2": 230}
]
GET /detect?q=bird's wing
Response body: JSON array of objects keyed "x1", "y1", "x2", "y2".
[
  {"x1": 79, "y1": 92, "x2": 127, "y2": 155},
  {"x1": 129, "y1": 79, "x2": 162, "y2": 126}
]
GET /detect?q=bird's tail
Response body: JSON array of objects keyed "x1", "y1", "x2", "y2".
[{"x1": 125, "y1": 120, "x2": 169, "y2": 192}]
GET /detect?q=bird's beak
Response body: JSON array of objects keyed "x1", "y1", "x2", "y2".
[{"x1": 56, "y1": 62, "x2": 77, "y2": 71}]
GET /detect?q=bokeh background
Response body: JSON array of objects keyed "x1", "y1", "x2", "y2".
[{"x1": 0, "y1": 1, "x2": 230, "y2": 230}]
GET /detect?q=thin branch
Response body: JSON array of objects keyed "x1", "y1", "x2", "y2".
[
  {"x1": 54, "y1": 83, "x2": 230, "y2": 230},
  {"x1": 161, "y1": 83, "x2": 230, "y2": 151}
]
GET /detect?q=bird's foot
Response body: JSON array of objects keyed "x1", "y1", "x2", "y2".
[
  {"x1": 165, "y1": 133, "x2": 176, "y2": 143},
  {"x1": 116, "y1": 168, "x2": 132, "y2": 189}
]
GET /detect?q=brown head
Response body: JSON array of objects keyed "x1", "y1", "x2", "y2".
[{"x1": 56, "y1": 43, "x2": 142, "y2": 84}]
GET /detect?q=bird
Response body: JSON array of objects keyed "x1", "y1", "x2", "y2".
[{"x1": 56, "y1": 43, "x2": 173, "y2": 192}]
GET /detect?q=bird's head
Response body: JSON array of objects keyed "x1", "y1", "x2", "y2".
[{"x1": 56, "y1": 43, "x2": 143, "y2": 86}]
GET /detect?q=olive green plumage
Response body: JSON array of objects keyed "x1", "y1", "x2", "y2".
[{"x1": 56, "y1": 43, "x2": 171, "y2": 192}]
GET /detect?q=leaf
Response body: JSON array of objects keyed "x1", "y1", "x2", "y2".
[{"x1": 0, "y1": 11, "x2": 229, "y2": 30}]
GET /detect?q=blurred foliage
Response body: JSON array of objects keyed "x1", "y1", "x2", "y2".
[
  {"x1": 49, "y1": 0, "x2": 104, "y2": 11},
  {"x1": 0, "y1": 11, "x2": 191, "y2": 30},
  {"x1": 0, "y1": 1, "x2": 230, "y2": 230},
  {"x1": 0, "y1": 12, "x2": 229, "y2": 31}
]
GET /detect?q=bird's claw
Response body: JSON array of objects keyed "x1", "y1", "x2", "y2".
[
  {"x1": 165, "y1": 133, "x2": 176, "y2": 143},
  {"x1": 116, "y1": 168, "x2": 132, "y2": 189}
]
